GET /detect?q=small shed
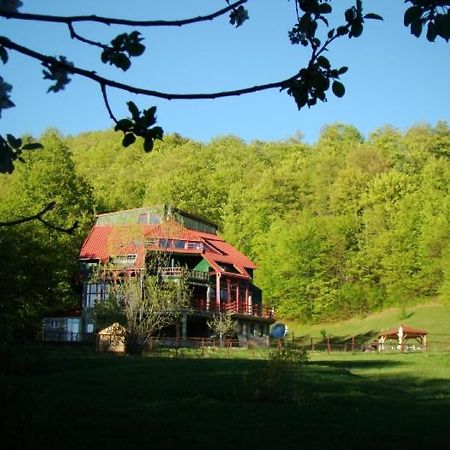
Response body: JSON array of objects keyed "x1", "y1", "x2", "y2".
[
  {"x1": 378, "y1": 325, "x2": 428, "y2": 351},
  {"x1": 98, "y1": 322, "x2": 126, "y2": 352}
]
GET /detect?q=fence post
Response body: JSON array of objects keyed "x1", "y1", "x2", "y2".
[{"x1": 327, "y1": 337, "x2": 331, "y2": 354}]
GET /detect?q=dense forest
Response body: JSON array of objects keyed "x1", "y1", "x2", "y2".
[{"x1": 1, "y1": 122, "x2": 450, "y2": 337}]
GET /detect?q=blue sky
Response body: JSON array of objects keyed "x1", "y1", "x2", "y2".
[{"x1": 1, "y1": 0, "x2": 450, "y2": 143}]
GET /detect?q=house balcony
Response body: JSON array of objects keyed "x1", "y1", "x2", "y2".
[
  {"x1": 158, "y1": 267, "x2": 210, "y2": 283},
  {"x1": 192, "y1": 299, "x2": 275, "y2": 320}
]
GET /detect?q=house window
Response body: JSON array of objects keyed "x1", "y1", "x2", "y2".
[
  {"x1": 49, "y1": 320, "x2": 58, "y2": 328},
  {"x1": 138, "y1": 213, "x2": 148, "y2": 224},
  {"x1": 149, "y1": 214, "x2": 161, "y2": 224},
  {"x1": 159, "y1": 239, "x2": 174, "y2": 248},
  {"x1": 186, "y1": 242, "x2": 203, "y2": 251},
  {"x1": 218, "y1": 263, "x2": 240, "y2": 274},
  {"x1": 174, "y1": 240, "x2": 186, "y2": 249},
  {"x1": 84, "y1": 282, "x2": 108, "y2": 308}
]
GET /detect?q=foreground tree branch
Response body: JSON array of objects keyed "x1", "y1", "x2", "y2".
[
  {"x1": 0, "y1": 0, "x2": 248, "y2": 28},
  {"x1": 0, "y1": 36, "x2": 291, "y2": 100},
  {"x1": 0, "y1": 0, "x2": 362, "y2": 158},
  {"x1": 0, "y1": 201, "x2": 78, "y2": 234},
  {"x1": 5, "y1": 1, "x2": 445, "y2": 168}
]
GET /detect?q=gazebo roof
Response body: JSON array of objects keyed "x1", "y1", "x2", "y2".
[{"x1": 378, "y1": 325, "x2": 428, "y2": 339}]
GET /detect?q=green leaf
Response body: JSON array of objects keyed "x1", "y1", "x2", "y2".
[
  {"x1": 142, "y1": 106, "x2": 157, "y2": 127},
  {"x1": 143, "y1": 137, "x2": 154, "y2": 152},
  {"x1": 0, "y1": 143, "x2": 15, "y2": 174},
  {"x1": 127, "y1": 101, "x2": 140, "y2": 121},
  {"x1": 113, "y1": 53, "x2": 131, "y2": 71},
  {"x1": 337, "y1": 26, "x2": 348, "y2": 36},
  {"x1": 318, "y1": 16, "x2": 329, "y2": 27},
  {"x1": 317, "y1": 56, "x2": 330, "y2": 69},
  {"x1": 22, "y1": 142, "x2": 43, "y2": 151},
  {"x1": 337, "y1": 66, "x2": 348, "y2": 75},
  {"x1": 122, "y1": 133, "x2": 136, "y2": 147},
  {"x1": 435, "y1": 14, "x2": 450, "y2": 41},
  {"x1": 350, "y1": 21, "x2": 363, "y2": 38},
  {"x1": 111, "y1": 33, "x2": 127, "y2": 49},
  {"x1": 101, "y1": 48, "x2": 111, "y2": 64},
  {"x1": 318, "y1": 3, "x2": 332, "y2": 15},
  {"x1": 345, "y1": 8, "x2": 355, "y2": 23},
  {"x1": 151, "y1": 126, "x2": 164, "y2": 141},
  {"x1": 426, "y1": 22, "x2": 437, "y2": 42},
  {"x1": 364, "y1": 13, "x2": 383, "y2": 21},
  {"x1": 0, "y1": 46, "x2": 8, "y2": 64},
  {"x1": 229, "y1": 6, "x2": 249, "y2": 28},
  {"x1": 6, "y1": 134, "x2": 22, "y2": 149},
  {"x1": 114, "y1": 119, "x2": 133, "y2": 132},
  {"x1": 411, "y1": 20, "x2": 423, "y2": 38},
  {"x1": 126, "y1": 42, "x2": 145, "y2": 57},
  {"x1": 299, "y1": 14, "x2": 312, "y2": 34},
  {"x1": 289, "y1": 84, "x2": 308, "y2": 110},
  {"x1": 404, "y1": 6, "x2": 422, "y2": 27},
  {"x1": 332, "y1": 80, "x2": 345, "y2": 98},
  {"x1": 310, "y1": 72, "x2": 329, "y2": 91}
]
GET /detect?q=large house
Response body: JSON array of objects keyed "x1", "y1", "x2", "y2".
[{"x1": 43, "y1": 206, "x2": 275, "y2": 342}]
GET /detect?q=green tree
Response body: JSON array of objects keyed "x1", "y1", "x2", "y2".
[{"x1": 0, "y1": 130, "x2": 94, "y2": 340}]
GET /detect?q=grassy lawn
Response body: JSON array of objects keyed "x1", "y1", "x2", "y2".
[{"x1": 1, "y1": 344, "x2": 450, "y2": 450}]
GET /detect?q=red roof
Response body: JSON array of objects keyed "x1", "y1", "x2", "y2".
[{"x1": 80, "y1": 220, "x2": 256, "y2": 277}]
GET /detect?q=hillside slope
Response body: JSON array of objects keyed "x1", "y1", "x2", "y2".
[{"x1": 288, "y1": 302, "x2": 450, "y2": 341}]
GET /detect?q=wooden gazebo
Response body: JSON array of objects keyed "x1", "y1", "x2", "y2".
[{"x1": 378, "y1": 325, "x2": 428, "y2": 352}]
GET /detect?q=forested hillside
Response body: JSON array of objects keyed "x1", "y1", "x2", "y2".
[{"x1": 1, "y1": 122, "x2": 450, "y2": 333}]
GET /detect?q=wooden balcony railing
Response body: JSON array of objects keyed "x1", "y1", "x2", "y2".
[
  {"x1": 192, "y1": 299, "x2": 275, "y2": 319},
  {"x1": 158, "y1": 267, "x2": 210, "y2": 281}
]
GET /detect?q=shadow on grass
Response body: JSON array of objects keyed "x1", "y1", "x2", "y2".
[
  {"x1": 300, "y1": 329, "x2": 380, "y2": 349},
  {"x1": 1, "y1": 344, "x2": 450, "y2": 450},
  {"x1": 307, "y1": 358, "x2": 406, "y2": 370}
]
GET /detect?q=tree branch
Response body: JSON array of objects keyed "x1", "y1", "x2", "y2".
[
  {"x1": 101, "y1": 84, "x2": 118, "y2": 123},
  {"x1": 0, "y1": 201, "x2": 78, "y2": 234},
  {"x1": 0, "y1": 202, "x2": 56, "y2": 227},
  {"x1": 68, "y1": 22, "x2": 107, "y2": 50},
  {"x1": 0, "y1": 36, "x2": 294, "y2": 101},
  {"x1": 0, "y1": 0, "x2": 247, "y2": 27},
  {"x1": 38, "y1": 217, "x2": 79, "y2": 234}
]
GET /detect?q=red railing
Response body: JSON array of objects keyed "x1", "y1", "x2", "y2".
[{"x1": 192, "y1": 299, "x2": 275, "y2": 319}]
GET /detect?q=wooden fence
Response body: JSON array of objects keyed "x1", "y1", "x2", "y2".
[
  {"x1": 283, "y1": 333, "x2": 450, "y2": 353},
  {"x1": 39, "y1": 331, "x2": 450, "y2": 353}
]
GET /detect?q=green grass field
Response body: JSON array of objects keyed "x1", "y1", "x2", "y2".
[{"x1": 1, "y1": 344, "x2": 450, "y2": 450}]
